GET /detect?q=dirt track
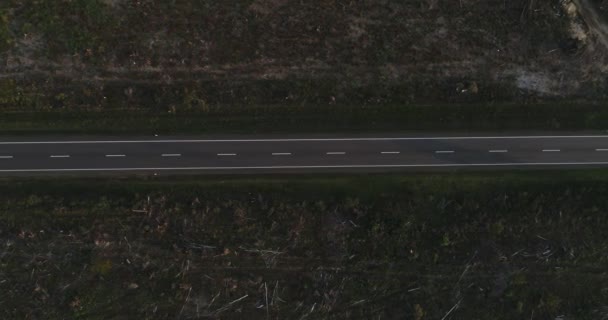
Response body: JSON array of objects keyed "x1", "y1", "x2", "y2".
[{"x1": 573, "y1": 0, "x2": 608, "y2": 49}]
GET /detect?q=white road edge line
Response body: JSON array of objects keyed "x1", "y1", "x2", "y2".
[
  {"x1": 50, "y1": 155, "x2": 70, "y2": 158},
  {"x1": 272, "y1": 153, "x2": 292, "y2": 156},
  {"x1": 596, "y1": 149, "x2": 608, "y2": 152},
  {"x1": 435, "y1": 151, "x2": 455, "y2": 154},
  {"x1": 4, "y1": 162, "x2": 608, "y2": 172},
  {"x1": 381, "y1": 151, "x2": 400, "y2": 154},
  {"x1": 217, "y1": 153, "x2": 237, "y2": 156},
  {"x1": 326, "y1": 152, "x2": 346, "y2": 155},
  {"x1": 4, "y1": 135, "x2": 608, "y2": 144},
  {"x1": 542, "y1": 149, "x2": 561, "y2": 152},
  {"x1": 105, "y1": 154, "x2": 126, "y2": 158},
  {"x1": 0, "y1": 156, "x2": 13, "y2": 159},
  {"x1": 161, "y1": 154, "x2": 181, "y2": 157},
  {"x1": 489, "y1": 150, "x2": 508, "y2": 153}
]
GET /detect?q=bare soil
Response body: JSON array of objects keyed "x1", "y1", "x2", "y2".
[
  {"x1": 0, "y1": 0, "x2": 607, "y2": 110},
  {"x1": 1, "y1": 173, "x2": 608, "y2": 319}
]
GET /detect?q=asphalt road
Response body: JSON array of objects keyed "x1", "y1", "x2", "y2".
[{"x1": 3, "y1": 134, "x2": 608, "y2": 174}]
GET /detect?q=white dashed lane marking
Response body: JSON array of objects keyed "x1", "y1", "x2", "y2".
[{"x1": 10, "y1": 145, "x2": 608, "y2": 164}]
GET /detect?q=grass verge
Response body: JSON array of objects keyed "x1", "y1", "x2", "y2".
[{"x1": 1, "y1": 102, "x2": 608, "y2": 135}]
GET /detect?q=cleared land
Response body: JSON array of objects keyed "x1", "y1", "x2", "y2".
[
  {"x1": 0, "y1": 1, "x2": 607, "y2": 133},
  {"x1": 2, "y1": 172, "x2": 608, "y2": 319},
  {"x1": 1, "y1": 2, "x2": 608, "y2": 319}
]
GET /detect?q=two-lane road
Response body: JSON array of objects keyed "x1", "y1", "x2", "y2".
[{"x1": 2, "y1": 134, "x2": 608, "y2": 174}]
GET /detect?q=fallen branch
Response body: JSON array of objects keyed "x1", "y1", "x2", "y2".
[
  {"x1": 238, "y1": 246, "x2": 284, "y2": 255},
  {"x1": 265, "y1": 282, "x2": 269, "y2": 320},
  {"x1": 213, "y1": 294, "x2": 249, "y2": 315},
  {"x1": 441, "y1": 299, "x2": 462, "y2": 320},
  {"x1": 207, "y1": 291, "x2": 221, "y2": 311},
  {"x1": 179, "y1": 287, "x2": 192, "y2": 318}
]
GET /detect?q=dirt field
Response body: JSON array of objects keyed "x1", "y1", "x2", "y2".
[
  {"x1": 0, "y1": 0, "x2": 607, "y2": 111},
  {"x1": 2, "y1": 173, "x2": 608, "y2": 319}
]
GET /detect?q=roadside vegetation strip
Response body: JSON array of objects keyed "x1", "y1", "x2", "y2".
[
  {"x1": 1, "y1": 102, "x2": 608, "y2": 135},
  {"x1": 1, "y1": 170, "x2": 608, "y2": 318}
]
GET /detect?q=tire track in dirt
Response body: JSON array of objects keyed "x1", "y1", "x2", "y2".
[{"x1": 572, "y1": 0, "x2": 608, "y2": 50}]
